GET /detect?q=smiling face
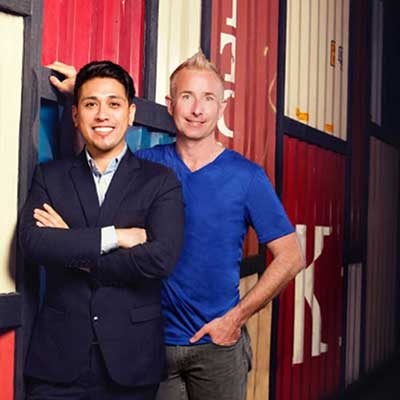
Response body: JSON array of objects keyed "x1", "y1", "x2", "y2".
[
  {"x1": 72, "y1": 77, "x2": 135, "y2": 159},
  {"x1": 166, "y1": 68, "x2": 226, "y2": 143}
]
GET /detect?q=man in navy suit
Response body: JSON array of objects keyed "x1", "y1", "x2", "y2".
[{"x1": 19, "y1": 61, "x2": 184, "y2": 399}]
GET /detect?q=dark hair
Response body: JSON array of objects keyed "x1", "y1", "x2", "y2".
[{"x1": 74, "y1": 60, "x2": 136, "y2": 105}]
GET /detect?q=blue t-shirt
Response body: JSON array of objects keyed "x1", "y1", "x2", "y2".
[{"x1": 135, "y1": 144, "x2": 293, "y2": 345}]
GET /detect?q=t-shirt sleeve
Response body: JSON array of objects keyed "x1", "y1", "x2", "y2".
[{"x1": 245, "y1": 167, "x2": 294, "y2": 244}]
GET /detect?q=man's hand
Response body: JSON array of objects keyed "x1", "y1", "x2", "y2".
[
  {"x1": 46, "y1": 61, "x2": 77, "y2": 96},
  {"x1": 189, "y1": 313, "x2": 241, "y2": 346},
  {"x1": 34, "y1": 203, "x2": 69, "y2": 229},
  {"x1": 116, "y1": 228, "x2": 147, "y2": 249}
]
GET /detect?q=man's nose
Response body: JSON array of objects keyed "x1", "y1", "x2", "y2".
[
  {"x1": 95, "y1": 103, "x2": 109, "y2": 120},
  {"x1": 191, "y1": 99, "x2": 204, "y2": 116}
]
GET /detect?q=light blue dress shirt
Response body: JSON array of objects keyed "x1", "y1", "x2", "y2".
[{"x1": 85, "y1": 145, "x2": 128, "y2": 254}]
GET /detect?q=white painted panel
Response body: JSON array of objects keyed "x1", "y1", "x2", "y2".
[
  {"x1": 285, "y1": 0, "x2": 301, "y2": 120},
  {"x1": 298, "y1": 0, "x2": 311, "y2": 126},
  {"x1": 324, "y1": 0, "x2": 335, "y2": 135},
  {"x1": 316, "y1": 1, "x2": 329, "y2": 133},
  {"x1": 370, "y1": 0, "x2": 384, "y2": 126},
  {"x1": 308, "y1": 0, "x2": 319, "y2": 128},
  {"x1": 0, "y1": 12, "x2": 23, "y2": 293},
  {"x1": 333, "y1": 0, "x2": 342, "y2": 139},
  {"x1": 340, "y1": 0, "x2": 350, "y2": 139},
  {"x1": 155, "y1": 0, "x2": 201, "y2": 105},
  {"x1": 285, "y1": 0, "x2": 349, "y2": 140}
]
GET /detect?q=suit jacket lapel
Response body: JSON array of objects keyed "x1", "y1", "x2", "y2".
[
  {"x1": 69, "y1": 151, "x2": 100, "y2": 227},
  {"x1": 97, "y1": 150, "x2": 141, "y2": 226}
]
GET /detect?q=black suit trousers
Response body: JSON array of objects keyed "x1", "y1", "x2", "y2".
[{"x1": 26, "y1": 343, "x2": 158, "y2": 400}]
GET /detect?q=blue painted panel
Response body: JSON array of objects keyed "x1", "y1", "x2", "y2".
[
  {"x1": 126, "y1": 126, "x2": 175, "y2": 152},
  {"x1": 39, "y1": 99, "x2": 59, "y2": 163}
]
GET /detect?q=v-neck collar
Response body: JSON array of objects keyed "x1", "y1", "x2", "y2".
[{"x1": 172, "y1": 143, "x2": 228, "y2": 174}]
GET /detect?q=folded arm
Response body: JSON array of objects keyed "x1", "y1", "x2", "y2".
[{"x1": 21, "y1": 165, "x2": 185, "y2": 283}]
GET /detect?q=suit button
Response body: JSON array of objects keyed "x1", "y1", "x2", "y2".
[{"x1": 93, "y1": 316, "x2": 99, "y2": 321}]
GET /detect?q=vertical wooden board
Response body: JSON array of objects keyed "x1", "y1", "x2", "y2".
[
  {"x1": 333, "y1": 0, "x2": 343, "y2": 139},
  {"x1": 298, "y1": 0, "x2": 311, "y2": 126},
  {"x1": 240, "y1": 274, "x2": 271, "y2": 400},
  {"x1": 324, "y1": 0, "x2": 335, "y2": 135},
  {"x1": 253, "y1": 304, "x2": 271, "y2": 400},
  {"x1": 285, "y1": 0, "x2": 301, "y2": 122},
  {"x1": 308, "y1": 0, "x2": 320, "y2": 129},
  {"x1": 0, "y1": 11, "x2": 23, "y2": 294},
  {"x1": 0, "y1": 331, "x2": 15, "y2": 400},
  {"x1": 155, "y1": 0, "x2": 201, "y2": 104},
  {"x1": 340, "y1": 0, "x2": 350, "y2": 139},
  {"x1": 316, "y1": 1, "x2": 328, "y2": 133}
]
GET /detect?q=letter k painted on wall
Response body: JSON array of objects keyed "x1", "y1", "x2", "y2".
[{"x1": 292, "y1": 224, "x2": 331, "y2": 365}]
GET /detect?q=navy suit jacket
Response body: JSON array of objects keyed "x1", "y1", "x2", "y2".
[{"x1": 19, "y1": 149, "x2": 184, "y2": 387}]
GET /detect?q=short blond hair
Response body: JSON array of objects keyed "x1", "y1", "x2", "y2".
[{"x1": 169, "y1": 50, "x2": 225, "y2": 98}]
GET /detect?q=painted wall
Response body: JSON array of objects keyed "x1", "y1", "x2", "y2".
[
  {"x1": 285, "y1": 0, "x2": 350, "y2": 139},
  {"x1": 277, "y1": 137, "x2": 345, "y2": 400},
  {"x1": 41, "y1": 0, "x2": 145, "y2": 95}
]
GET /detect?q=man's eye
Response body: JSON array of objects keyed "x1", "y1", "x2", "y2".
[
  {"x1": 205, "y1": 96, "x2": 215, "y2": 101},
  {"x1": 84, "y1": 102, "x2": 96, "y2": 108},
  {"x1": 110, "y1": 102, "x2": 121, "y2": 108},
  {"x1": 182, "y1": 94, "x2": 191, "y2": 100}
]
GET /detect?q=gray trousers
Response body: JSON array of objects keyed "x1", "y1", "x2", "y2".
[{"x1": 156, "y1": 328, "x2": 252, "y2": 400}]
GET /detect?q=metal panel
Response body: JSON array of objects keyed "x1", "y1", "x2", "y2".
[
  {"x1": 0, "y1": 330, "x2": 15, "y2": 400},
  {"x1": 348, "y1": 0, "x2": 369, "y2": 262},
  {"x1": 0, "y1": 11, "x2": 23, "y2": 294},
  {"x1": 41, "y1": 0, "x2": 145, "y2": 95},
  {"x1": 370, "y1": 0, "x2": 383, "y2": 126},
  {"x1": 365, "y1": 138, "x2": 399, "y2": 373},
  {"x1": 284, "y1": 0, "x2": 350, "y2": 139},
  {"x1": 155, "y1": 0, "x2": 201, "y2": 104},
  {"x1": 276, "y1": 136, "x2": 345, "y2": 400},
  {"x1": 345, "y1": 262, "x2": 362, "y2": 386},
  {"x1": 210, "y1": 0, "x2": 280, "y2": 257}
]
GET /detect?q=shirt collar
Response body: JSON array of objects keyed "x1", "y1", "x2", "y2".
[{"x1": 85, "y1": 144, "x2": 127, "y2": 176}]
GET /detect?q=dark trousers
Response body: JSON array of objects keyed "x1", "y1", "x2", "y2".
[{"x1": 26, "y1": 344, "x2": 158, "y2": 400}]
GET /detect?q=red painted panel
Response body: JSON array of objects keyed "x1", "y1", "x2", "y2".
[
  {"x1": 0, "y1": 330, "x2": 15, "y2": 400},
  {"x1": 42, "y1": 0, "x2": 145, "y2": 95},
  {"x1": 276, "y1": 137, "x2": 345, "y2": 400},
  {"x1": 210, "y1": 0, "x2": 279, "y2": 256}
]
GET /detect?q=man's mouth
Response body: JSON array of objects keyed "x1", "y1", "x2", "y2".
[
  {"x1": 93, "y1": 126, "x2": 114, "y2": 134},
  {"x1": 186, "y1": 119, "x2": 204, "y2": 127}
]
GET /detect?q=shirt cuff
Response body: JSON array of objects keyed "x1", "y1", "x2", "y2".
[{"x1": 101, "y1": 226, "x2": 118, "y2": 254}]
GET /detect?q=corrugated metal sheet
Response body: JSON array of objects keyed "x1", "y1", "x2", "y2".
[
  {"x1": 365, "y1": 138, "x2": 399, "y2": 372},
  {"x1": 345, "y1": 262, "x2": 362, "y2": 386},
  {"x1": 0, "y1": 331, "x2": 15, "y2": 400},
  {"x1": 276, "y1": 137, "x2": 345, "y2": 400},
  {"x1": 285, "y1": 0, "x2": 350, "y2": 139},
  {"x1": 370, "y1": 0, "x2": 384, "y2": 126},
  {"x1": 42, "y1": 0, "x2": 145, "y2": 95},
  {"x1": 0, "y1": 11, "x2": 23, "y2": 294},
  {"x1": 348, "y1": 0, "x2": 369, "y2": 260},
  {"x1": 155, "y1": 0, "x2": 201, "y2": 104},
  {"x1": 210, "y1": 0, "x2": 280, "y2": 257}
]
